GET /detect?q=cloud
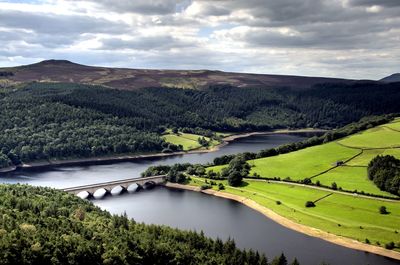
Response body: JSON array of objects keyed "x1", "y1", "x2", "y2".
[
  {"x1": 68, "y1": 0, "x2": 178, "y2": 15},
  {"x1": 99, "y1": 35, "x2": 197, "y2": 51},
  {"x1": 349, "y1": 0, "x2": 400, "y2": 7},
  {"x1": 0, "y1": 0, "x2": 399, "y2": 80},
  {"x1": 0, "y1": 9, "x2": 128, "y2": 35}
]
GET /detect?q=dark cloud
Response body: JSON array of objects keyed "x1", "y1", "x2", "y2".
[
  {"x1": 0, "y1": 9, "x2": 128, "y2": 35},
  {"x1": 68, "y1": 0, "x2": 178, "y2": 15},
  {"x1": 349, "y1": 0, "x2": 400, "y2": 7}
]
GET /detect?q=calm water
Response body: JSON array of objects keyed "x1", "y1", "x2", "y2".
[
  {"x1": 95, "y1": 186, "x2": 398, "y2": 265},
  {"x1": 0, "y1": 133, "x2": 310, "y2": 188},
  {"x1": 0, "y1": 133, "x2": 397, "y2": 265}
]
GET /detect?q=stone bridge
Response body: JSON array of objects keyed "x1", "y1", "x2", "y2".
[{"x1": 63, "y1": 175, "x2": 166, "y2": 198}]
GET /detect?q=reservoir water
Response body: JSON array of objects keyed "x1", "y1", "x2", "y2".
[{"x1": 0, "y1": 133, "x2": 398, "y2": 265}]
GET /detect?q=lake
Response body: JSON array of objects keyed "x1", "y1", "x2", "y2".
[{"x1": 1, "y1": 132, "x2": 397, "y2": 265}]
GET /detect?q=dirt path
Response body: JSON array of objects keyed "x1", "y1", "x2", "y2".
[{"x1": 164, "y1": 182, "x2": 400, "y2": 261}]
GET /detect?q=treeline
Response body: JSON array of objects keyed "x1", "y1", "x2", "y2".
[
  {"x1": 368, "y1": 155, "x2": 400, "y2": 196},
  {"x1": 40, "y1": 81, "x2": 400, "y2": 132},
  {"x1": 0, "y1": 184, "x2": 291, "y2": 265},
  {"x1": 1, "y1": 80, "x2": 400, "y2": 169},
  {"x1": 0, "y1": 84, "x2": 165, "y2": 168},
  {"x1": 0, "y1": 71, "x2": 13, "y2": 77}
]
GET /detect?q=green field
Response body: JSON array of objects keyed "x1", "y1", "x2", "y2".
[
  {"x1": 210, "y1": 142, "x2": 360, "y2": 180},
  {"x1": 163, "y1": 132, "x2": 219, "y2": 151},
  {"x1": 198, "y1": 119, "x2": 400, "y2": 251},
  {"x1": 189, "y1": 177, "x2": 400, "y2": 249},
  {"x1": 347, "y1": 149, "x2": 400, "y2": 166},
  {"x1": 313, "y1": 166, "x2": 394, "y2": 197},
  {"x1": 338, "y1": 126, "x2": 400, "y2": 149},
  {"x1": 209, "y1": 119, "x2": 400, "y2": 196}
]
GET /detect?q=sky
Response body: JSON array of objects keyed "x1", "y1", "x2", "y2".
[{"x1": 0, "y1": 0, "x2": 399, "y2": 79}]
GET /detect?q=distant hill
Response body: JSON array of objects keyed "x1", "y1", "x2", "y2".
[
  {"x1": 380, "y1": 73, "x2": 400, "y2": 83},
  {"x1": 0, "y1": 59, "x2": 360, "y2": 90}
]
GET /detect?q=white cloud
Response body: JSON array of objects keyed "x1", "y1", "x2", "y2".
[{"x1": 0, "y1": 0, "x2": 399, "y2": 79}]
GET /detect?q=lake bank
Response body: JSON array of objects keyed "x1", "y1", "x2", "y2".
[
  {"x1": 0, "y1": 128, "x2": 325, "y2": 174},
  {"x1": 164, "y1": 182, "x2": 400, "y2": 261}
]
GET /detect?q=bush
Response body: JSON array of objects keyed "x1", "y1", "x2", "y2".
[
  {"x1": 331, "y1": 182, "x2": 338, "y2": 190},
  {"x1": 385, "y1": 242, "x2": 395, "y2": 250},
  {"x1": 218, "y1": 183, "x2": 225, "y2": 190},
  {"x1": 200, "y1": 184, "x2": 212, "y2": 190},
  {"x1": 305, "y1": 201, "x2": 315, "y2": 208},
  {"x1": 302, "y1": 178, "x2": 312, "y2": 184},
  {"x1": 379, "y1": 206, "x2": 389, "y2": 214},
  {"x1": 276, "y1": 201, "x2": 281, "y2": 205}
]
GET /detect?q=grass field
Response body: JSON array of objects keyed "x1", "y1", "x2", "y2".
[
  {"x1": 338, "y1": 126, "x2": 400, "y2": 149},
  {"x1": 189, "y1": 177, "x2": 400, "y2": 249},
  {"x1": 208, "y1": 119, "x2": 400, "y2": 196},
  {"x1": 209, "y1": 142, "x2": 360, "y2": 180},
  {"x1": 347, "y1": 149, "x2": 400, "y2": 166},
  {"x1": 163, "y1": 132, "x2": 220, "y2": 151},
  {"x1": 313, "y1": 166, "x2": 395, "y2": 197},
  {"x1": 194, "y1": 119, "x2": 400, "y2": 251}
]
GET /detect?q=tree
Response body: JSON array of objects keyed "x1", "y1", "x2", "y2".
[
  {"x1": 331, "y1": 182, "x2": 338, "y2": 190},
  {"x1": 379, "y1": 206, "x2": 388, "y2": 214},
  {"x1": 228, "y1": 170, "x2": 243, "y2": 187},
  {"x1": 223, "y1": 155, "x2": 251, "y2": 187},
  {"x1": 291, "y1": 258, "x2": 300, "y2": 265},
  {"x1": 195, "y1": 166, "x2": 206, "y2": 176},
  {"x1": 176, "y1": 172, "x2": 186, "y2": 184},
  {"x1": 271, "y1": 253, "x2": 287, "y2": 265},
  {"x1": 305, "y1": 201, "x2": 315, "y2": 208},
  {"x1": 368, "y1": 155, "x2": 400, "y2": 196}
]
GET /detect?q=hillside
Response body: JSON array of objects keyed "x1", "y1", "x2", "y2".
[
  {"x1": 381, "y1": 73, "x2": 400, "y2": 83},
  {"x1": 209, "y1": 118, "x2": 400, "y2": 197},
  {"x1": 0, "y1": 184, "x2": 270, "y2": 264},
  {"x1": 1, "y1": 81, "x2": 400, "y2": 170},
  {"x1": 0, "y1": 59, "x2": 359, "y2": 90},
  {"x1": 186, "y1": 118, "x2": 400, "y2": 253}
]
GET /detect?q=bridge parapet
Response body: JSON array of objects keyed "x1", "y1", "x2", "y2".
[{"x1": 63, "y1": 175, "x2": 166, "y2": 196}]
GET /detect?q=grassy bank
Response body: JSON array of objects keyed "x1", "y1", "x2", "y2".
[
  {"x1": 208, "y1": 118, "x2": 400, "y2": 197},
  {"x1": 163, "y1": 131, "x2": 220, "y2": 151},
  {"x1": 188, "y1": 177, "x2": 400, "y2": 252}
]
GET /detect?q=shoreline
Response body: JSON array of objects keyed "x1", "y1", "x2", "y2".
[
  {"x1": 164, "y1": 182, "x2": 400, "y2": 261},
  {"x1": 0, "y1": 128, "x2": 325, "y2": 174}
]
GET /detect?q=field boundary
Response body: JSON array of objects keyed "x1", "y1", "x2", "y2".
[{"x1": 313, "y1": 193, "x2": 333, "y2": 203}]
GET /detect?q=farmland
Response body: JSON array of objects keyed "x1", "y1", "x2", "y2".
[
  {"x1": 163, "y1": 131, "x2": 220, "y2": 151},
  {"x1": 197, "y1": 119, "x2": 400, "y2": 251},
  {"x1": 188, "y1": 177, "x2": 400, "y2": 250},
  {"x1": 209, "y1": 119, "x2": 400, "y2": 197}
]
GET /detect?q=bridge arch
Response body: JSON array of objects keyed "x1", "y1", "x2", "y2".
[
  {"x1": 143, "y1": 181, "x2": 156, "y2": 190},
  {"x1": 111, "y1": 185, "x2": 126, "y2": 195},
  {"x1": 93, "y1": 188, "x2": 109, "y2": 199},
  {"x1": 77, "y1": 191, "x2": 91, "y2": 199},
  {"x1": 127, "y1": 183, "x2": 141, "y2": 193}
]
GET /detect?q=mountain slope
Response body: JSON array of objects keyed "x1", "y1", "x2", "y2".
[
  {"x1": 380, "y1": 73, "x2": 400, "y2": 83},
  {"x1": 1, "y1": 59, "x2": 358, "y2": 90}
]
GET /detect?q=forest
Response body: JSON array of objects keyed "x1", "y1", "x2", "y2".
[
  {"x1": 0, "y1": 184, "x2": 297, "y2": 265},
  {"x1": 368, "y1": 155, "x2": 400, "y2": 196},
  {"x1": 0, "y1": 81, "x2": 399, "y2": 169}
]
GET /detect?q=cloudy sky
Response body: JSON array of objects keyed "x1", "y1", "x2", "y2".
[{"x1": 0, "y1": 0, "x2": 399, "y2": 79}]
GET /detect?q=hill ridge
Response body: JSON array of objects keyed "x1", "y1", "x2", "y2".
[{"x1": 1, "y1": 59, "x2": 362, "y2": 90}]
